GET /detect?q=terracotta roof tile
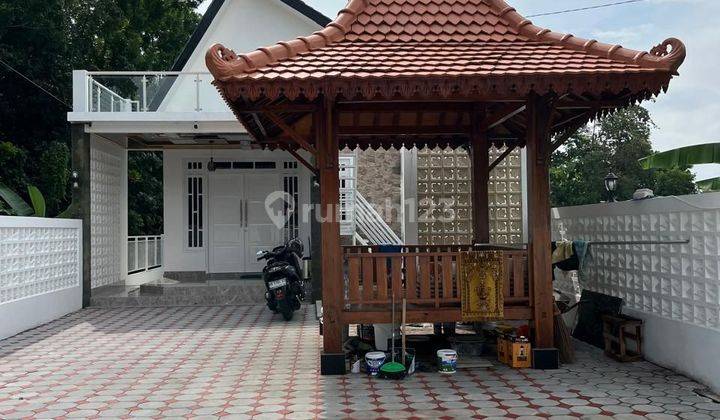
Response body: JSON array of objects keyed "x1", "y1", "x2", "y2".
[
  {"x1": 340, "y1": 0, "x2": 526, "y2": 42},
  {"x1": 206, "y1": 0, "x2": 687, "y2": 100}
]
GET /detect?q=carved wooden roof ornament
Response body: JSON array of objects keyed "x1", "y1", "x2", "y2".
[{"x1": 206, "y1": 0, "x2": 686, "y2": 102}]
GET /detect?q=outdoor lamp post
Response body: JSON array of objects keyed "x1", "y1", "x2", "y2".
[{"x1": 604, "y1": 172, "x2": 619, "y2": 202}]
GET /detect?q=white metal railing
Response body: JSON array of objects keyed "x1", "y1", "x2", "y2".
[
  {"x1": 127, "y1": 235, "x2": 163, "y2": 274},
  {"x1": 89, "y1": 78, "x2": 138, "y2": 112},
  {"x1": 339, "y1": 155, "x2": 357, "y2": 236},
  {"x1": 354, "y1": 192, "x2": 402, "y2": 245},
  {"x1": 73, "y1": 70, "x2": 218, "y2": 113}
]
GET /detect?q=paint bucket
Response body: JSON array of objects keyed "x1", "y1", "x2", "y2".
[
  {"x1": 437, "y1": 349, "x2": 458, "y2": 374},
  {"x1": 365, "y1": 351, "x2": 386, "y2": 376}
]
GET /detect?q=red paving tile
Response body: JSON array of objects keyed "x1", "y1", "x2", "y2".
[{"x1": 0, "y1": 305, "x2": 716, "y2": 419}]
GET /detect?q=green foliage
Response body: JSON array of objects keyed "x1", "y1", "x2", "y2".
[
  {"x1": 0, "y1": 0, "x2": 200, "y2": 225},
  {"x1": 0, "y1": 142, "x2": 28, "y2": 214},
  {"x1": 640, "y1": 143, "x2": 720, "y2": 169},
  {"x1": 551, "y1": 106, "x2": 697, "y2": 207},
  {"x1": 697, "y1": 177, "x2": 720, "y2": 192},
  {"x1": 35, "y1": 142, "x2": 70, "y2": 216},
  {"x1": 128, "y1": 152, "x2": 163, "y2": 235},
  {"x1": 27, "y1": 185, "x2": 46, "y2": 217},
  {"x1": 652, "y1": 168, "x2": 697, "y2": 196},
  {"x1": 0, "y1": 184, "x2": 34, "y2": 216},
  {"x1": 0, "y1": 183, "x2": 63, "y2": 217}
]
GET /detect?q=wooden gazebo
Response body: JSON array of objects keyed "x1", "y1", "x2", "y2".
[{"x1": 206, "y1": 0, "x2": 685, "y2": 373}]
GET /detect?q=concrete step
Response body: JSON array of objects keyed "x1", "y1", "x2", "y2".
[{"x1": 90, "y1": 279, "x2": 268, "y2": 308}]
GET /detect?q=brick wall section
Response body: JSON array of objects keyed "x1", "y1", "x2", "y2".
[{"x1": 356, "y1": 149, "x2": 403, "y2": 236}]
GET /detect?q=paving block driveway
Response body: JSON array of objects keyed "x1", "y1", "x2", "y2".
[{"x1": 1, "y1": 305, "x2": 719, "y2": 419}]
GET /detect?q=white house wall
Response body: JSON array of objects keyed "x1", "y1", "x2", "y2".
[
  {"x1": 159, "y1": 0, "x2": 325, "y2": 113},
  {"x1": 552, "y1": 193, "x2": 720, "y2": 392},
  {"x1": 90, "y1": 135, "x2": 128, "y2": 288},
  {"x1": 0, "y1": 217, "x2": 83, "y2": 340},
  {"x1": 163, "y1": 149, "x2": 312, "y2": 273}
]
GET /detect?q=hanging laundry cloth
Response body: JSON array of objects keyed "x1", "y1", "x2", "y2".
[
  {"x1": 573, "y1": 240, "x2": 590, "y2": 269},
  {"x1": 552, "y1": 240, "x2": 574, "y2": 264}
]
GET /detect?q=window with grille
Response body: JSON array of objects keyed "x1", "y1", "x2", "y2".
[
  {"x1": 186, "y1": 161, "x2": 204, "y2": 248},
  {"x1": 283, "y1": 175, "x2": 299, "y2": 241}
]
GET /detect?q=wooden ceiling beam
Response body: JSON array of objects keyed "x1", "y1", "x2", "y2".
[
  {"x1": 488, "y1": 145, "x2": 517, "y2": 172},
  {"x1": 550, "y1": 118, "x2": 592, "y2": 155},
  {"x1": 552, "y1": 109, "x2": 594, "y2": 130},
  {"x1": 235, "y1": 103, "x2": 317, "y2": 113},
  {"x1": 264, "y1": 111, "x2": 317, "y2": 155},
  {"x1": 337, "y1": 125, "x2": 471, "y2": 136},
  {"x1": 281, "y1": 145, "x2": 318, "y2": 175},
  {"x1": 556, "y1": 99, "x2": 626, "y2": 110},
  {"x1": 337, "y1": 102, "x2": 471, "y2": 113},
  {"x1": 487, "y1": 104, "x2": 526, "y2": 129}
]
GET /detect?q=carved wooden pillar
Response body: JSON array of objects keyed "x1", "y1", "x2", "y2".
[
  {"x1": 471, "y1": 104, "x2": 490, "y2": 245},
  {"x1": 526, "y1": 93, "x2": 555, "y2": 349},
  {"x1": 316, "y1": 97, "x2": 345, "y2": 374}
]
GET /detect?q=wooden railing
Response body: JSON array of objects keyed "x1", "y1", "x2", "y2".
[{"x1": 342, "y1": 244, "x2": 532, "y2": 322}]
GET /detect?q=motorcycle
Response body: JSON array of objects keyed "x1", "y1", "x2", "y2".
[{"x1": 257, "y1": 238, "x2": 305, "y2": 321}]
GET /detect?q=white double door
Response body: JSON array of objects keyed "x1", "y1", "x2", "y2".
[{"x1": 209, "y1": 172, "x2": 282, "y2": 273}]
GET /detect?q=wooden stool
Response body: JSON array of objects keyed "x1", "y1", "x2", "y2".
[{"x1": 602, "y1": 314, "x2": 643, "y2": 362}]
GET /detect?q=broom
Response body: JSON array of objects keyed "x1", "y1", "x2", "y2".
[
  {"x1": 379, "y1": 294, "x2": 407, "y2": 379},
  {"x1": 554, "y1": 301, "x2": 575, "y2": 363}
]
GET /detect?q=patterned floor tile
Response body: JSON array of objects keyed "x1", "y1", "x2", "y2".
[{"x1": 0, "y1": 305, "x2": 714, "y2": 419}]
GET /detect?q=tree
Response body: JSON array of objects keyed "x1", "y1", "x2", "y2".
[
  {"x1": 35, "y1": 142, "x2": 70, "y2": 216},
  {"x1": 551, "y1": 106, "x2": 697, "y2": 207},
  {"x1": 127, "y1": 151, "x2": 163, "y2": 235},
  {"x1": 653, "y1": 168, "x2": 697, "y2": 197},
  {"x1": 0, "y1": 0, "x2": 201, "y2": 225}
]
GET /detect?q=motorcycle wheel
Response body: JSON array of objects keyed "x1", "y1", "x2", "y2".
[
  {"x1": 280, "y1": 307, "x2": 294, "y2": 321},
  {"x1": 265, "y1": 292, "x2": 278, "y2": 312}
]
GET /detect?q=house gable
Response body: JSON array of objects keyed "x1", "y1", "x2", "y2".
[
  {"x1": 173, "y1": 0, "x2": 329, "y2": 72},
  {"x1": 159, "y1": 0, "x2": 329, "y2": 113}
]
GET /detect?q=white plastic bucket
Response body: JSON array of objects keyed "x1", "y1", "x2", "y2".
[
  {"x1": 365, "y1": 351, "x2": 386, "y2": 376},
  {"x1": 437, "y1": 349, "x2": 458, "y2": 374}
]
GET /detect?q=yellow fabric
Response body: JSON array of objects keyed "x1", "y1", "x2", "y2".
[
  {"x1": 459, "y1": 251, "x2": 504, "y2": 322},
  {"x1": 552, "y1": 240, "x2": 574, "y2": 263}
]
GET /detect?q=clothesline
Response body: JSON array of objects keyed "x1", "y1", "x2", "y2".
[{"x1": 585, "y1": 239, "x2": 689, "y2": 246}]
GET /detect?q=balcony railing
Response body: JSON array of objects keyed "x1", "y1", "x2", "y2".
[
  {"x1": 72, "y1": 70, "x2": 227, "y2": 114},
  {"x1": 128, "y1": 235, "x2": 163, "y2": 275}
]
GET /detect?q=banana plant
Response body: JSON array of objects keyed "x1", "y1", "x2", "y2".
[
  {"x1": 0, "y1": 183, "x2": 47, "y2": 217},
  {"x1": 640, "y1": 142, "x2": 720, "y2": 192},
  {"x1": 639, "y1": 143, "x2": 720, "y2": 170}
]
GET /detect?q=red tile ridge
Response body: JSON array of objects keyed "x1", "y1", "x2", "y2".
[
  {"x1": 485, "y1": 0, "x2": 686, "y2": 73},
  {"x1": 206, "y1": 0, "x2": 371, "y2": 81},
  {"x1": 206, "y1": 0, "x2": 686, "y2": 83}
]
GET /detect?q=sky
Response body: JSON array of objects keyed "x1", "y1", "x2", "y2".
[{"x1": 198, "y1": 0, "x2": 719, "y2": 180}]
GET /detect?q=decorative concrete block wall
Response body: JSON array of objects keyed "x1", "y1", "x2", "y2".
[
  {"x1": 417, "y1": 147, "x2": 523, "y2": 245},
  {"x1": 90, "y1": 137, "x2": 126, "y2": 288},
  {"x1": 0, "y1": 217, "x2": 82, "y2": 340},
  {"x1": 552, "y1": 193, "x2": 720, "y2": 392}
]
